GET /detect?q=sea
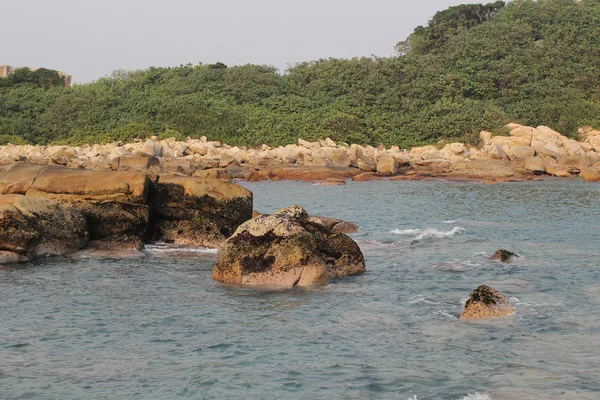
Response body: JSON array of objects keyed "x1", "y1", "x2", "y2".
[{"x1": 1, "y1": 179, "x2": 599, "y2": 399}]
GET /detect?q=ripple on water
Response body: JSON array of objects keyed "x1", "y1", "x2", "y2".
[{"x1": 1, "y1": 180, "x2": 600, "y2": 399}]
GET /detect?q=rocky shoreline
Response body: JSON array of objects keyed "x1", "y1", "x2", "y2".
[{"x1": 1, "y1": 124, "x2": 599, "y2": 183}]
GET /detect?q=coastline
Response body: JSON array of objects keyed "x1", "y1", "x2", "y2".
[{"x1": 1, "y1": 124, "x2": 599, "y2": 183}]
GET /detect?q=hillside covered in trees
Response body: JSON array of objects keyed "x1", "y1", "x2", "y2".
[{"x1": 1, "y1": 0, "x2": 599, "y2": 147}]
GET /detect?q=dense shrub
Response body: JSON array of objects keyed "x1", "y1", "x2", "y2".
[{"x1": 0, "y1": 0, "x2": 598, "y2": 147}]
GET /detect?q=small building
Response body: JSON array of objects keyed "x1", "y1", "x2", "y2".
[{"x1": 0, "y1": 64, "x2": 72, "y2": 87}]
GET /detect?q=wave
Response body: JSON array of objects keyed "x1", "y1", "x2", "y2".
[
  {"x1": 144, "y1": 243, "x2": 218, "y2": 254},
  {"x1": 390, "y1": 226, "x2": 465, "y2": 240},
  {"x1": 442, "y1": 219, "x2": 462, "y2": 224},
  {"x1": 459, "y1": 393, "x2": 491, "y2": 400},
  {"x1": 408, "y1": 394, "x2": 490, "y2": 400}
]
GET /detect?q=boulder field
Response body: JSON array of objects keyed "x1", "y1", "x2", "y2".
[{"x1": 1, "y1": 124, "x2": 600, "y2": 182}]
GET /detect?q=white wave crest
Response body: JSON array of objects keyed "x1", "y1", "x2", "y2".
[
  {"x1": 458, "y1": 393, "x2": 491, "y2": 400},
  {"x1": 390, "y1": 228, "x2": 422, "y2": 235},
  {"x1": 145, "y1": 243, "x2": 218, "y2": 254},
  {"x1": 443, "y1": 219, "x2": 461, "y2": 224},
  {"x1": 390, "y1": 226, "x2": 465, "y2": 240}
]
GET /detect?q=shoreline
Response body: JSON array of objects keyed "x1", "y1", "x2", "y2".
[{"x1": 1, "y1": 124, "x2": 599, "y2": 183}]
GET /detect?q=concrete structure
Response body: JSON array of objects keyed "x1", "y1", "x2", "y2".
[
  {"x1": 0, "y1": 64, "x2": 72, "y2": 87},
  {"x1": 0, "y1": 65, "x2": 14, "y2": 78}
]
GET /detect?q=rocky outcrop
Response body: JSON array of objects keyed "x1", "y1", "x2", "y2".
[
  {"x1": 148, "y1": 175, "x2": 253, "y2": 247},
  {"x1": 0, "y1": 194, "x2": 88, "y2": 262},
  {"x1": 0, "y1": 163, "x2": 256, "y2": 263},
  {"x1": 460, "y1": 285, "x2": 514, "y2": 320},
  {"x1": 212, "y1": 205, "x2": 366, "y2": 287},
  {"x1": 490, "y1": 249, "x2": 518, "y2": 263}
]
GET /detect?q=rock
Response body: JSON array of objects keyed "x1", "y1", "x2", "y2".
[
  {"x1": 545, "y1": 164, "x2": 573, "y2": 177},
  {"x1": 212, "y1": 205, "x2": 365, "y2": 287},
  {"x1": 314, "y1": 178, "x2": 346, "y2": 186},
  {"x1": 505, "y1": 146, "x2": 535, "y2": 161},
  {"x1": 329, "y1": 149, "x2": 352, "y2": 168},
  {"x1": 486, "y1": 144, "x2": 510, "y2": 160},
  {"x1": 460, "y1": 285, "x2": 514, "y2": 320},
  {"x1": 357, "y1": 156, "x2": 377, "y2": 172},
  {"x1": 112, "y1": 153, "x2": 160, "y2": 171},
  {"x1": 23, "y1": 166, "x2": 151, "y2": 250},
  {"x1": 256, "y1": 166, "x2": 361, "y2": 181},
  {"x1": 524, "y1": 156, "x2": 545, "y2": 174},
  {"x1": 311, "y1": 216, "x2": 359, "y2": 234},
  {"x1": 0, "y1": 163, "x2": 47, "y2": 194},
  {"x1": 148, "y1": 176, "x2": 253, "y2": 248},
  {"x1": 479, "y1": 131, "x2": 492, "y2": 145},
  {"x1": 0, "y1": 194, "x2": 88, "y2": 260},
  {"x1": 141, "y1": 140, "x2": 163, "y2": 158},
  {"x1": 298, "y1": 139, "x2": 320, "y2": 149},
  {"x1": 490, "y1": 249, "x2": 518, "y2": 263},
  {"x1": 580, "y1": 167, "x2": 600, "y2": 182},
  {"x1": 376, "y1": 156, "x2": 398, "y2": 175},
  {"x1": 352, "y1": 173, "x2": 383, "y2": 181}
]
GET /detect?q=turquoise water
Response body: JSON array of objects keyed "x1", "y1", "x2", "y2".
[{"x1": 1, "y1": 180, "x2": 600, "y2": 399}]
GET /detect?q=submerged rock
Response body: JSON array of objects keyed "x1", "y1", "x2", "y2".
[
  {"x1": 212, "y1": 205, "x2": 365, "y2": 287},
  {"x1": 460, "y1": 285, "x2": 514, "y2": 320},
  {"x1": 491, "y1": 249, "x2": 519, "y2": 263}
]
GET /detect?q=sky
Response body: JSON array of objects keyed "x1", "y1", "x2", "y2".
[{"x1": 1, "y1": 0, "x2": 470, "y2": 83}]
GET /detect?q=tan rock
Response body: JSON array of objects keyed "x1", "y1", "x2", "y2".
[
  {"x1": 545, "y1": 164, "x2": 573, "y2": 177},
  {"x1": 329, "y1": 149, "x2": 352, "y2": 168},
  {"x1": 352, "y1": 173, "x2": 383, "y2": 181},
  {"x1": 479, "y1": 131, "x2": 492, "y2": 145},
  {"x1": 460, "y1": 285, "x2": 514, "y2": 320},
  {"x1": 0, "y1": 194, "x2": 88, "y2": 259},
  {"x1": 212, "y1": 205, "x2": 365, "y2": 287},
  {"x1": 505, "y1": 146, "x2": 535, "y2": 161},
  {"x1": 255, "y1": 166, "x2": 361, "y2": 182},
  {"x1": 524, "y1": 156, "x2": 545, "y2": 174},
  {"x1": 298, "y1": 139, "x2": 320, "y2": 149},
  {"x1": 486, "y1": 144, "x2": 510, "y2": 160},
  {"x1": 357, "y1": 157, "x2": 377, "y2": 172},
  {"x1": 149, "y1": 176, "x2": 253, "y2": 247},
  {"x1": 376, "y1": 156, "x2": 398, "y2": 175},
  {"x1": 580, "y1": 167, "x2": 600, "y2": 182}
]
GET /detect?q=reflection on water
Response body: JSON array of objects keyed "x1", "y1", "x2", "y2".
[{"x1": 1, "y1": 180, "x2": 599, "y2": 399}]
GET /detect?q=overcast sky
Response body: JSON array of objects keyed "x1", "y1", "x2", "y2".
[{"x1": 1, "y1": 0, "x2": 469, "y2": 83}]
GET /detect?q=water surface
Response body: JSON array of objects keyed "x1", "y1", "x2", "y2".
[{"x1": 1, "y1": 179, "x2": 599, "y2": 399}]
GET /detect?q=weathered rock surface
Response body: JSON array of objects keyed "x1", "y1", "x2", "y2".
[
  {"x1": 460, "y1": 285, "x2": 514, "y2": 320},
  {"x1": 0, "y1": 194, "x2": 88, "y2": 263},
  {"x1": 212, "y1": 205, "x2": 366, "y2": 287},
  {"x1": 2, "y1": 123, "x2": 599, "y2": 183},
  {"x1": 148, "y1": 175, "x2": 253, "y2": 247},
  {"x1": 490, "y1": 249, "x2": 518, "y2": 263}
]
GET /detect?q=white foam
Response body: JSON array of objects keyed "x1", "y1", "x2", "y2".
[
  {"x1": 144, "y1": 243, "x2": 218, "y2": 254},
  {"x1": 443, "y1": 219, "x2": 461, "y2": 224},
  {"x1": 390, "y1": 228, "x2": 422, "y2": 235},
  {"x1": 458, "y1": 393, "x2": 491, "y2": 400},
  {"x1": 391, "y1": 226, "x2": 465, "y2": 240}
]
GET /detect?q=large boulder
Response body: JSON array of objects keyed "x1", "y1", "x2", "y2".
[
  {"x1": 212, "y1": 205, "x2": 366, "y2": 287},
  {"x1": 23, "y1": 166, "x2": 151, "y2": 250},
  {"x1": 580, "y1": 167, "x2": 600, "y2": 182},
  {"x1": 0, "y1": 194, "x2": 88, "y2": 263},
  {"x1": 460, "y1": 285, "x2": 514, "y2": 320},
  {"x1": 148, "y1": 175, "x2": 253, "y2": 247}
]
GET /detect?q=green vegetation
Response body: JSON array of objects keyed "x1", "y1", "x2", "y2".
[{"x1": 1, "y1": 0, "x2": 599, "y2": 148}]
